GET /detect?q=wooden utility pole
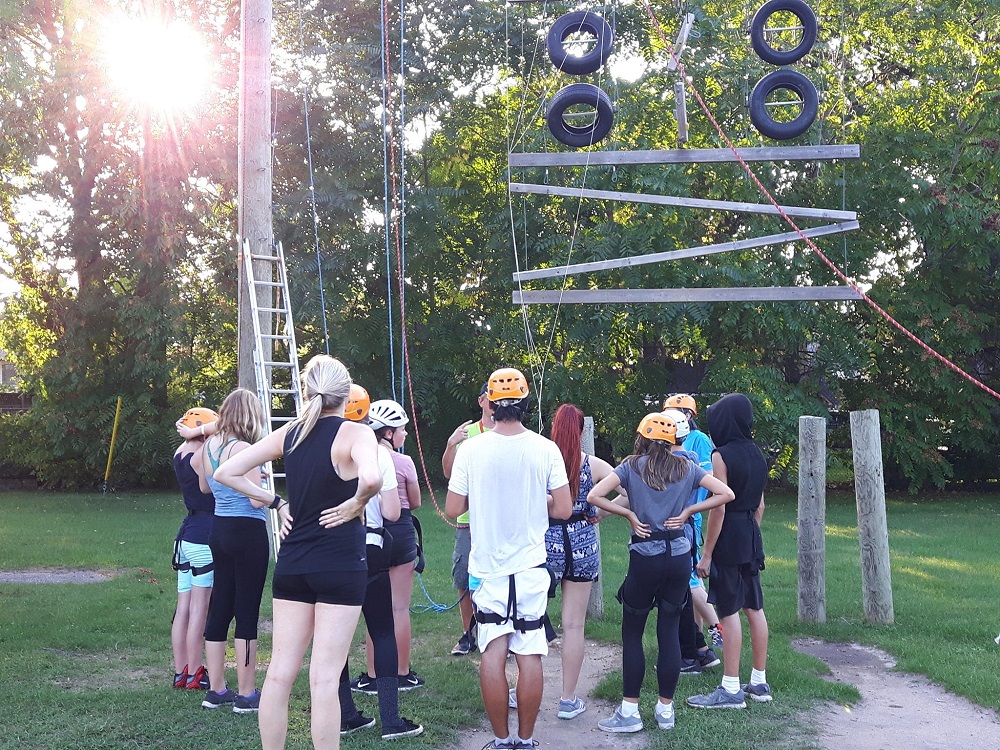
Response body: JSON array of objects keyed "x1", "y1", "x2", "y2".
[
  {"x1": 797, "y1": 416, "x2": 826, "y2": 623},
  {"x1": 583, "y1": 416, "x2": 604, "y2": 619},
  {"x1": 237, "y1": 0, "x2": 274, "y2": 389},
  {"x1": 850, "y1": 409, "x2": 894, "y2": 625}
]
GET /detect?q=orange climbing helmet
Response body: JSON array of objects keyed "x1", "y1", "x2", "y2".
[
  {"x1": 636, "y1": 412, "x2": 678, "y2": 444},
  {"x1": 179, "y1": 407, "x2": 219, "y2": 429},
  {"x1": 663, "y1": 393, "x2": 697, "y2": 414},
  {"x1": 345, "y1": 384, "x2": 371, "y2": 421},
  {"x1": 487, "y1": 367, "x2": 530, "y2": 404}
]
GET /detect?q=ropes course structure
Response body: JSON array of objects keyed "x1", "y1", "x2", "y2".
[{"x1": 504, "y1": 1, "x2": 1000, "y2": 408}]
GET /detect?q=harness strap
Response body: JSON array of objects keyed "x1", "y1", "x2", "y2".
[
  {"x1": 630, "y1": 527, "x2": 687, "y2": 545},
  {"x1": 473, "y1": 567, "x2": 548, "y2": 633}
]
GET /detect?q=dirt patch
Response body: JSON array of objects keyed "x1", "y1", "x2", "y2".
[
  {"x1": 793, "y1": 638, "x2": 1000, "y2": 750},
  {"x1": 453, "y1": 639, "x2": 646, "y2": 750},
  {"x1": 0, "y1": 567, "x2": 121, "y2": 584}
]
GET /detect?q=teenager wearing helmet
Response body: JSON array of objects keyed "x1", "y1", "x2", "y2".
[
  {"x1": 687, "y1": 393, "x2": 771, "y2": 710},
  {"x1": 661, "y1": 408, "x2": 724, "y2": 674},
  {"x1": 170, "y1": 407, "x2": 218, "y2": 691},
  {"x1": 441, "y1": 382, "x2": 493, "y2": 657},
  {"x1": 360, "y1": 400, "x2": 425, "y2": 692},
  {"x1": 587, "y1": 413, "x2": 734, "y2": 734},
  {"x1": 445, "y1": 368, "x2": 573, "y2": 750}
]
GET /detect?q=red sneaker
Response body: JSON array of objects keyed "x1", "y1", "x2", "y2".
[{"x1": 186, "y1": 665, "x2": 209, "y2": 690}]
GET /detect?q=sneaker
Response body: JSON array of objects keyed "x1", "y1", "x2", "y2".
[
  {"x1": 480, "y1": 741, "x2": 516, "y2": 750},
  {"x1": 696, "y1": 647, "x2": 721, "y2": 669},
  {"x1": 233, "y1": 689, "x2": 261, "y2": 714},
  {"x1": 397, "y1": 671, "x2": 425, "y2": 691},
  {"x1": 350, "y1": 672, "x2": 378, "y2": 695},
  {"x1": 513, "y1": 741, "x2": 539, "y2": 748},
  {"x1": 679, "y1": 658, "x2": 703, "y2": 675},
  {"x1": 340, "y1": 713, "x2": 376, "y2": 735},
  {"x1": 708, "y1": 624, "x2": 724, "y2": 648},
  {"x1": 598, "y1": 708, "x2": 643, "y2": 733},
  {"x1": 654, "y1": 707, "x2": 675, "y2": 730},
  {"x1": 557, "y1": 696, "x2": 586, "y2": 719},
  {"x1": 508, "y1": 687, "x2": 517, "y2": 709},
  {"x1": 186, "y1": 665, "x2": 210, "y2": 690},
  {"x1": 201, "y1": 688, "x2": 237, "y2": 709},
  {"x1": 173, "y1": 669, "x2": 189, "y2": 689},
  {"x1": 451, "y1": 629, "x2": 477, "y2": 656},
  {"x1": 741, "y1": 682, "x2": 773, "y2": 703},
  {"x1": 686, "y1": 685, "x2": 747, "y2": 709},
  {"x1": 381, "y1": 717, "x2": 424, "y2": 739}
]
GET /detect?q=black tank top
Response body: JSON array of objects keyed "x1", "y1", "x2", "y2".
[
  {"x1": 276, "y1": 416, "x2": 367, "y2": 575},
  {"x1": 173, "y1": 452, "x2": 215, "y2": 544}
]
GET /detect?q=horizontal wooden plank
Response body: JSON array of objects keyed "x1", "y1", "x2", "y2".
[
  {"x1": 509, "y1": 182, "x2": 857, "y2": 222},
  {"x1": 512, "y1": 221, "x2": 860, "y2": 282},
  {"x1": 513, "y1": 287, "x2": 864, "y2": 304},
  {"x1": 509, "y1": 145, "x2": 860, "y2": 168}
]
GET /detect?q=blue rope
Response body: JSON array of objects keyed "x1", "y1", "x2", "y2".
[
  {"x1": 409, "y1": 574, "x2": 466, "y2": 614},
  {"x1": 380, "y1": 0, "x2": 398, "y2": 401}
]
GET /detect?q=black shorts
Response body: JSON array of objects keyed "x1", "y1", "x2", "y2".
[
  {"x1": 385, "y1": 509, "x2": 418, "y2": 567},
  {"x1": 272, "y1": 570, "x2": 367, "y2": 606},
  {"x1": 707, "y1": 562, "x2": 764, "y2": 618}
]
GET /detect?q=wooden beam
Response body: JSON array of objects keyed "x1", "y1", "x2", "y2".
[
  {"x1": 513, "y1": 287, "x2": 863, "y2": 304},
  {"x1": 509, "y1": 182, "x2": 857, "y2": 222},
  {"x1": 509, "y1": 144, "x2": 860, "y2": 168},
  {"x1": 512, "y1": 221, "x2": 860, "y2": 282}
]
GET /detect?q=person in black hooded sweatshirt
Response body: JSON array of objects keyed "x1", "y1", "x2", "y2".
[{"x1": 687, "y1": 393, "x2": 772, "y2": 709}]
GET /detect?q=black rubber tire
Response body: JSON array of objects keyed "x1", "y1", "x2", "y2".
[
  {"x1": 546, "y1": 83, "x2": 615, "y2": 148},
  {"x1": 748, "y1": 69, "x2": 818, "y2": 140},
  {"x1": 750, "y1": 0, "x2": 818, "y2": 66},
  {"x1": 547, "y1": 10, "x2": 614, "y2": 76}
]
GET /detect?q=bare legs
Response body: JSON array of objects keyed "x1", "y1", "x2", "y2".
[
  {"x1": 558, "y1": 580, "x2": 591, "y2": 701},
  {"x1": 719, "y1": 608, "x2": 768, "y2": 679},
  {"x1": 259, "y1": 598, "x2": 361, "y2": 750},
  {"x1": 480, "y1": 634, "x2": 543, "y2": 742},
  {"x1": 187, "y1": 585, "x2": 212, "y2": 671},
  {"x1": 172, "y1": 591, "x2": 191, "y2": 673}
]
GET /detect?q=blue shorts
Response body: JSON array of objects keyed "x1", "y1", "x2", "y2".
[{"x1": 176, "y1": 541, "x2": 214, "y2": 593}]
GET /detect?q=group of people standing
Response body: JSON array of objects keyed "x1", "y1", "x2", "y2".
[
  {"x1": 443, "y1": 370, "x2": 771, "y2": 747},
  {"x1": 170, "y1": 354, "x2": 771, "y2": 750}
]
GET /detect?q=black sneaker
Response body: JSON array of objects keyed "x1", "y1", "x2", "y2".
[
  {"x1": 201, "y1": 688, "x2": 237, "y2": 709},
  {"x1": 233, "y1": 689, "x2": 261, "y2": 714},
  {"x1": 397, "y1": 671, "x2": 425, "y2": 691},
  {"x1": 679, "y1": 658, "x2": 703, "y2": 675},
  {"x1": 696, "y1": 647, "x2": 721, "y2": 669},
  {"x1": 350, "y1": 672, "x2": 378, "y2": 695},
  {"x1": 451, "y1": 629, "x2": 477, "y2": 656},
  {"x1": 381, "y1": 717, "x2": 424, "y2": 740},
  {"x1": 340, "y1": 713, "x2": 376, "y2": 736}
]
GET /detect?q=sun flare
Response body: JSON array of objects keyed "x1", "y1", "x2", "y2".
[{"x1": 101, "y1": 15, "x2": 211, "y2": 113}]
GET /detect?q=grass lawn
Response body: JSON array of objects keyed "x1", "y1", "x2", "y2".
[{"x1": 1, "y1": 488, "x2": 998, "y2": 749}]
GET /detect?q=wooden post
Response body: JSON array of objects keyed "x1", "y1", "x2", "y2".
[
  {"x1": 850, "y1": 409, "x2": 894, "y2": 625},
  {"x1": 237, "y1": 0, "x2": 274, "y2": 389},
  {"x1": 797, "y1": 416, "x2": 826, "y2": 623},
  {"x1": 582, "y1": 416, "x2": 604, "y2": 619}
]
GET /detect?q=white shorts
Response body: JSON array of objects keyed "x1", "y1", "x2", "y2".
[{"x1": 472, "y1": 567, "x2": 550, "y2": 656}]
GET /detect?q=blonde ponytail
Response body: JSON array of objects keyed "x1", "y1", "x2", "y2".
[{"x1": 288, "y1": 355, "x2": 352, "y2": 452}]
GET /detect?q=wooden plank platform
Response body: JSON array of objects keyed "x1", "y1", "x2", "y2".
[
  {"x1": 508, "y1": 145, "x2": 861, "y2": 168},
  {"x1": 513, "y1": 286, "x2": 864, "y2": 304},
  {"x1": 509, "y1": 182, "x2": 858, "y2": 222}
]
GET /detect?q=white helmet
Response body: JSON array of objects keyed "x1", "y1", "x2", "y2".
[
  {"x1": 661, "y1": 408, "x2": 691, "y2": 440},
  {"x1": 368, "y1": 399, "x2": 409, "y2": 430}
]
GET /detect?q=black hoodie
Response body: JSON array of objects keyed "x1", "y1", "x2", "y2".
[{"x1": 706, "y1": 393, "x2": 768, "y2": 568}]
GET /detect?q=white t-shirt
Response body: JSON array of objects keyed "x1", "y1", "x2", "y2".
[
  {"x1": 448, "y1": 429, "x2": 569, "y2": 580},
  {"x1": 365, "y1": 444, "x2": 400, "y2": 544}
]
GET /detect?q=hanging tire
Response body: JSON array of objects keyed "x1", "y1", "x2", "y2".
[
  {"x1": 750, "y1": 0, "x2": 817, "y2": 66},
  {"x1": 547, "y1": 10, "x2": 614, "y2": 75},
  {"x1": 748, "y1": 69, "x2": 818, "y2": 140},
  {"x1": 546, "y1": 83, "x2": 615, "y2": 148}
]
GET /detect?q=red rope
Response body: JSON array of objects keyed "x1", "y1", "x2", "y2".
[{"x1": 641, "y1": 2, "x2": 1000, "y2": 401}]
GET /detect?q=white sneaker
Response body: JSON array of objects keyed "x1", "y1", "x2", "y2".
[{"x1": 655, "y1": 707, "x2": 675, "y2": 730}]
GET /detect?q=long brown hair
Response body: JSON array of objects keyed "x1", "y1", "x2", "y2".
[
  {"x1": 625, "y1": 435, "x2": 689, "y2": 491},
  {"x1": 550, "y1": 404, "x2": 585, "y2": 499}
]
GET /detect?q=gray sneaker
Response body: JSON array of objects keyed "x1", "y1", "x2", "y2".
[
  {"x1": 654, "y1": 707, "x2": 675, "y2": 730},
  {"x1": 232, "y1": 689, "x2": 260, "y2": 714},
  {"x1": 557, "y1": 696, "x2": 586, "y2": 719},
  {"x1": 741, "y1": 682, "x2": 773, "y2": 703},
  {"x1": 508, "y1": 687, "x2": 517, "y2": 709},
  {"x1": 598, "y1": 708, "x2": 643, "y2": 733},
  {"x1": 696, "y1": 647, "x2": 721, "y2": 669},
  {"x1": 201, "y1": 688, "x2": 237, "y2": 709},
  {"x1": 686, "y1": 685, "x2": 747, "y2": 709}
]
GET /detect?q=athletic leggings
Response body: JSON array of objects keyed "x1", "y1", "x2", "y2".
[
  {"x1": 619, "y1": 550, "x2": 690, "y2": 699},
  {"x1": 204, "y1": 516, "x2": 269, "y2": 642},
  {"x1": 340, "y1": 569, "x2": 401, "y2": 726}
]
